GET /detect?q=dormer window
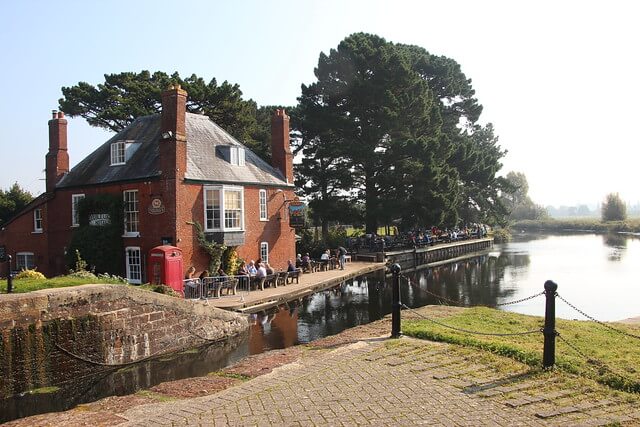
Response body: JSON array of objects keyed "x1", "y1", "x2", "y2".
[
  {"x1": 111, "y1": 141, "x2": 126, "y2": 165},
  {"x1": 110, "y1": 140, "x2": 139, "y2": 166},
  {"x1": 230, "y1": 146, "x2": 245, "y2": 166}
]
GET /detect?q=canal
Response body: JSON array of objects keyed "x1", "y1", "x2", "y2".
[{"x1": 3, "y1": 232, "x2": 638, "y2": 421}]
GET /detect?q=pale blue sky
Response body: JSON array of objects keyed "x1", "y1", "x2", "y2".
[{"x1": 2, "y1": 0, "x2": 638, "y2": 207}]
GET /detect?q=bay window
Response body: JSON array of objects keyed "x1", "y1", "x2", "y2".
[{"x1": 204, "y1": 186, "x2": 244, "y2": 231}]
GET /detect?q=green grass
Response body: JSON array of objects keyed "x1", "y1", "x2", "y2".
[
  {"x1": 0, "y1": 275, "x2": 126, "y2": 293},
  {"x1": 27, "y1": 386, "x2": 60, "y2": 394},
  {"x1": 402, "y1": 306, "x2": 640, "y2": 393}
]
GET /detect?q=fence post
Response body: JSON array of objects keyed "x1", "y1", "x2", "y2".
[
  {"x1": 543, "y1": 280, "x2": 558, "y2": 368},
  {"x1": 390, "y1": 263, "x2": 401, "y2": 338},
  {"x1": 6, "y1": 255, "x2": 13, "y2": 293}
]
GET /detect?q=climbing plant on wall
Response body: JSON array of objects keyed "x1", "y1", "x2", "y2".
[
  {"x1": 66, "y1": 194, "x2": 124, "y2": 275},
  {"x1": 188, "y1": 221, "x2": 226, "y2": 273}
]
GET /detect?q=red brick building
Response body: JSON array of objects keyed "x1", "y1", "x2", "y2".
[{"x1": 0, "y1": 85, "x2": 297, "y2": 283}]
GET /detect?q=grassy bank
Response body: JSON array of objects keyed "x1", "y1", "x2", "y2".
[
  {"x1": 402, "y1": 306, "x2": 640, "y2": 393},
  {"x1": 0, "y1": 274, "x2": 126, "y2": 293},
  {"x1": 513, "y1": 218, "x2": 640, "y2": 233}
]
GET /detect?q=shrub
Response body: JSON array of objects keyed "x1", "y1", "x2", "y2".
[{"x1": 15, "y1": 269, "x2": 46, "y2": 280}]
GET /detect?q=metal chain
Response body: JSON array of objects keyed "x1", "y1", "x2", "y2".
[
  {"x1": 401, "y1": 303, "x2": 542, "y2": 337},
  {"x1": 556, "y1": 293, "x2": 640, "y2": 341},
  {"x1": 556, "y1": 332, "x2": 637, "y2": 385},
  {"x1": 495, "y1": 291, "x2": 546, "y2": 307},
  {"x1": 401, "y1": 273, "x2": 544, "y2": 308}
]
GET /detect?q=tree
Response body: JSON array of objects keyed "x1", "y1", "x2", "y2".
[
  {"x1": 501, "y1": 172, "x2": 547, "y2": 221},
  {"x1": 0, "y1": 183, "x2": 34, "y2": 225},
  {"x1": 297, "y1": 33, "x2": 442, "y2": 233},
  {"x1": 59, "y1": 70, "x2": 272, "y2": 154},
  {"x1": 601, "y1": 193, "x2": 627, "y2": 221},
  {"x1": 296, "y1": 33, "x2": 509, "y2": 231}
]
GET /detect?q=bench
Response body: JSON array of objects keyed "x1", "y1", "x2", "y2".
[
  {"x1": 277, "y1": 271, "x2": 289, "y2": 286},
  {"x1": 287, "y1": 269, "x2": 300, "y2": 284}
]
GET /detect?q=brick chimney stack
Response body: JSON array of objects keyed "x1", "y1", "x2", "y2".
[
  {"x1": 159, "y1": 84, "x2": 188, "y2": 181},
  {"x1": 271, "y1": 109, "x2": 293, "y2": 184},
  {"x1": 46, "y1": 110, "x2": 69, "y2": 193}
]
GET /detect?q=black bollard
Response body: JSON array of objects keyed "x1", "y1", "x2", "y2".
[
  {"x1": 390, "y1": 263, "x2": 401, "y2": 338},
  {"x1": 543, "y1": 280, "x2": 558, "y2": 368},
  {"x1": 6, "y1": 255, "x2": 13, "y2": 293}
]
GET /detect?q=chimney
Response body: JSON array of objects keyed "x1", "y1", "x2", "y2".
[
  {"x1": 159, "y1": 84, "x2": 188, "y2": 181},
  {"x1": 45, "y1": 110, "x2": 69, "y2": 193},
  {"x1": 161, "y1": 84, "x2": 187, "y2": 141},
  {"x1": 271, "y1": 109, "x2": 293, "y2": 184}
]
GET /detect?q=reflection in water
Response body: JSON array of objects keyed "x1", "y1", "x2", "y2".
[
  {"x1": 603, "y1": 233, "x2": 627, "y2": 261},
  {"x1": 0, "y1": 333, "x2": 250, "y2": 423},
  {"x1": 251, "y1": 232, "x2": 640, "y2": 353}
]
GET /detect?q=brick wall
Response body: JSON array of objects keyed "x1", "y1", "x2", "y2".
[{"x1": 0, "y1": 284, "x2": 248, "y2": 398}]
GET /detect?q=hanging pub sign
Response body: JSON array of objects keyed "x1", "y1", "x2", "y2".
[{"x1": 288, "y1": 200, "x2": 306, "y2": 228}]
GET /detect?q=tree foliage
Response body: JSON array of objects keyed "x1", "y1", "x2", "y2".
[
  {"x1": 296, "y1": 33, "x2": 509, "y2": 232},
  {"x1": 501, "y1": 171, "x2": 547, "y2": 221},
  {"x1": 601, "y1": 193, "x2": 627, "y2": 222},
  {"x1": 59, "y1": 70, "x2": 278, "y2": 159},
  {"x1": 0, "y1": 183, "x2": 34, "y2": 225}
]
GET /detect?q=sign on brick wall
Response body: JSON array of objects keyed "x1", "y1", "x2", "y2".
[{"x1": 288, "y1": 201, "x2": 305, "y2": 228}]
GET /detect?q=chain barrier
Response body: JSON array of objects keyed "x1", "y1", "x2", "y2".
[
  {"x1": 401, "y1": 303, "x2": 542, "y2": 337},
  {"x1": 556, "y1": 293, "x2": 640, "y2": 341},
  {"x1": 400, "y1": 273, "x2": 545, "y2": 308},
  {"x1": 556, "y1": 332, "x2": 637, "y2": 386},
  {"x1": 495, "y1": 291, "x2": 546, "y2": 307}
]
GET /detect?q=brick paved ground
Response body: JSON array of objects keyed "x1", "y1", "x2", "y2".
[
  {"x1": 6, "y1": 306, "x2": 640, "y2": 426},
  {"x1": 119, "y1": 335, "x2": 640, "y2": 426}
]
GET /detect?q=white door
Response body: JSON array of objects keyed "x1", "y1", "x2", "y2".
[{"x1": 125, "y1": 247, "x2": 142, "y2": 284}]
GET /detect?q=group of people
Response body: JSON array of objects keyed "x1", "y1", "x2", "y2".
[{"x1": 296, "y1": 246, "x2": 348, "y2": 272}]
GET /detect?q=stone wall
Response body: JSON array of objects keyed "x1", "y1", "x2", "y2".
[{"x1": 0, "y1": 284, "x2": 248, "y2": 399}]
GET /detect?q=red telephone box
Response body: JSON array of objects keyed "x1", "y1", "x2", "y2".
[{"x1": 148, "y1": 246, "x2": 184, "y2": 295}]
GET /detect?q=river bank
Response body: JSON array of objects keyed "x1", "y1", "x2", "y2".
[{"x1": 513, "y1": 218, "x2": 640, "y2": 234}]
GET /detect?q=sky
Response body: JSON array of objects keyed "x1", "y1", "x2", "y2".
[{"x1": 1, "y1": 0, "x2": 638, "y2": 208}]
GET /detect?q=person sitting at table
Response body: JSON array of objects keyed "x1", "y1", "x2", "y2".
[
  {"x1": 255, "y1": 262, "x2": 267, "y2": 278},
  {"x1": 247, "y1": 260, "x2": 258, "y2": 276},
  {"x1": 295, "y1": 253, "x2": 303, "y2": 268},
  {"x1": 217, "y1": 267, "x2": 227, "y2": 277},
  {"x1": 301, "y1": 253, "x2": 311, "y2": 272},
  {"x1": 238, "y1": 262, "x2": 249, "y2": 276},
  {"x1": 287, "y1": 259, "x2": 297, "y2": 272},
  {"x1": 264, "y1": 262, "x2": 275, "y2": 275},
  {"x1": 320, "y1": 250, "x2": 330, "y2": 261}
]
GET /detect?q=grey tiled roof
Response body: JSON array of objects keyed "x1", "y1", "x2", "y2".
[{"x1": 57, "y1": 113, "x2": 291, "y2": 188}]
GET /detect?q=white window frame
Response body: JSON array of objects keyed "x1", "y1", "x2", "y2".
[
  {"x1": 259, "y1": 189, "x2": 268, "y2": 221},
  {"x1": 110, "y1": 141, "x2": 126, "y2": 165},
  {"x1": 33, "y1": 209, "x2": 43, "y2": 232},
  {"x1": 16, "y1": 252, "x2": 35, "y2": 270},
  {"x1": 71, "y1": 194, "x2": 85, "y2": 227},
  {"x1": 230, "y1": 146, "x2": 245, "y2": 166},
  {"x1": 125, "y1": 246, "x2": 142, "y2": 284},
  {"x1": 260, "y1": 242, "x2": 269, "y2": 263},
  {"x1": 123, "y1": 190, "x2": 139, "y2": 237},
  {"x1": 204, "y1": 185, "x2": 244, "y2": 232}
]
